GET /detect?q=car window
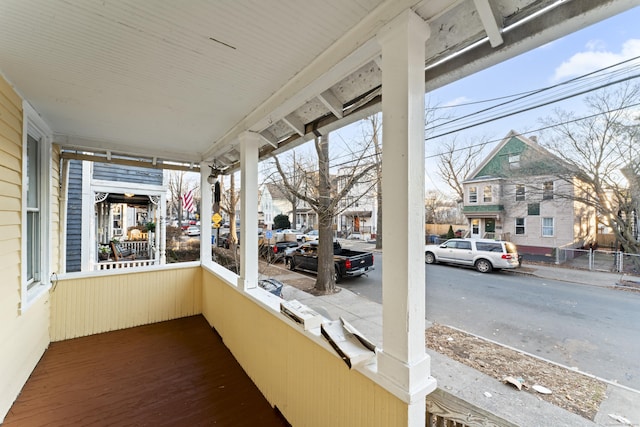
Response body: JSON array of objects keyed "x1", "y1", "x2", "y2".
[
  {"x1": 476, "y1": 242, "x2": 502, "y2": 252},
  {"x1": 457, "y1": 241, "x2": 472, "y2": 250},
  {"x1": 442, "y1": 240, "x2": 457, "y2": 248}
]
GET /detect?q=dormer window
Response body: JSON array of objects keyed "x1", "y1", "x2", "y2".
[{"x1": 509, "y1": 154, "x2": 521, "y2": 169}]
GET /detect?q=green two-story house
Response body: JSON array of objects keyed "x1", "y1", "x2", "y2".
[{"x1": 463, "y1": 131, "x2": 597, "y2": 255}]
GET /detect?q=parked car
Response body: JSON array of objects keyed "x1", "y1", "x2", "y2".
[
  {"x1": 424, "y1": 238, "x2": 520, "y2": 273},
  {"x1": 284, "y1": 240, "x2": 374, "y2": 282},
  {"x1": 259, "y1": 241, "x2": 300, "y2": 263},
  {"x1": 299, "y1": 230, "x2": 319, "y2": 242},
  {"x1": 347, "y1": 232, "x2": 363, "y2": 240},
  {"x1": 219, "y1": 231, "x2": 240, "y2": 248},
  {"x1": 185, "y1": 226, "x2": 200, "y2": 236}
]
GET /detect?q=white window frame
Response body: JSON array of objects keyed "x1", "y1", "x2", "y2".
[
  {"x1": 515, "y1": 217, "x2": 525, "y2": 235},
  {"x1": 543, "y1": 180, "x2": 554, "y2": 200},
  {"x1": 542, "y1": 217, "x2": 554, "y2": 237},
  {"x1": 483, "y1": 185, "x2": 492, "y2": 203},
  {"x1": 469, "y1": 186, "x2": 478, "y2": 203},
  {"x1": 515, "y1": 184, "x2": 525, "y2": 201},
  {"x1": 509, "y1": 154, "x2": 520, "y2": 169},
  {"x1": 21, "y1": 102, "x2": 52, "y2": 312}
]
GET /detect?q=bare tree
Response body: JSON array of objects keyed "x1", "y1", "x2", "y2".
[
  {"x1": 267, "y1": 151, "x2": 309, "y2": 229},
  {"x1": 273, "y1": 133, "x2": 376, "y2": 294},
  {"x1": 539, "y1": 82, "x2": 640, "y2": 255},
  {"x1": 166, "y1": 171, "x2": 191, "y2": 225},
  {"x1": 435, "y1": 137, "x2": 483, "y2": 202},
  {"x1": 360, "y1": 114, "x2": 383, "y2": 249}
]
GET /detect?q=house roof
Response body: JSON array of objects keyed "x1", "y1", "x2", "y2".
[
  {"x1": 465, "y1": 130, "x2": 574, "y2": 182},
  {"x1": 0, "y1": 1, "x2": 633, "y2": 170}
]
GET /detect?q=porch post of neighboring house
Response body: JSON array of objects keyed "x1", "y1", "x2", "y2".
[
  {"x1": 238, "y1": 131, "x2": 261, "y2": 290},
  {"x1": 200, "y1": 161, "x2": 213, "y2": 264},
  {"x1": 81, "y1": 161, "x2": 93, "y2": 271},
  {"x1": 376, "y1": 10, "x2": 436, "y2": 425},
  {"x1": 159, "y1": 194, "x2": 167, "y2": 264}
]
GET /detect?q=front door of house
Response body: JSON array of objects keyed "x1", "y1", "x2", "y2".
[
  {"x1": 485, "y1": 218, "x2": 495, "y2": 234},
  {"x1": 471, "y1": 219, "x2": 480, "y2": 238}
]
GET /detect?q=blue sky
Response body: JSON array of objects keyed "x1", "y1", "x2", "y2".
[{"x1": 420, "y1": 5, "x2": 640, "y2": 194}]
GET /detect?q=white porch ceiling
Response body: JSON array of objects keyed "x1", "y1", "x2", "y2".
[{"x1": 0, "y1": 0, "x2": 637, "y2": 169}]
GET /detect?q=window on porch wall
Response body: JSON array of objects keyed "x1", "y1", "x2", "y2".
[{"x1": 26, "y1": 135, "x2": 41, "y2": 288}]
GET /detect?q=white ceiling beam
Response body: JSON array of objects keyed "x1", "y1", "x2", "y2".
[
  {"x1": 317, "y1": 89, "x2": 344, "y2": 119},
  {"x1": 473, "y1": 0, "x2": 503, "y2": 47},
  {"x1": 282, "y1": 114, "x2": 306, "y2": 137},
  {"x1": 259, "y1": 130, "x2": 279, "y2": 148},
  {"x1": 373, "y1": 55, "x2": 383, "y2": 70}
]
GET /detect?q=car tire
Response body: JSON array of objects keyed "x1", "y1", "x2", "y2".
[
  {"x1": 425, "y1": 252, "x2": 436, "y2": 264},
  {"x1": 334, "y1": 266, "x2": 342, "y2": 283},
  {"x1": 301, "y1": 237, "x2": 306, "y2": 242},
  {"x1": 286, "y1": 258, "x2": 295, "y2": 271},
  {"x1": 475, "y1": 258, "x2": 493, "y2": 273}
]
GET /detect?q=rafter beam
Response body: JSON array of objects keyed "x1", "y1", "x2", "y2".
[
  {"x1": 317, "y1": 89, "x2": 344, "y2": 119},
  {"x1": 473, "y1": 0, "x2": 503, "y2": 47},
  {"x1": 259, "y1": 130, "x2": 279, "y2": 148},
  {"x1": 282, "y1": 113, "x2": 306, "y2": 136}
]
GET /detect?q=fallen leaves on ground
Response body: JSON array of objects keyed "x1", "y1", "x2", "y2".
[{"x1": 426, "y1": 323, "x2": 607, "y2": 420}]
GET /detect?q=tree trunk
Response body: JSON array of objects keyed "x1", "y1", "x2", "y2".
[
  {"x1": 228, "y1": 174, "x2": 238, "y2": 252},
  {"x1": 315, "y1": 134, "x2": 336, "y2": 294}
]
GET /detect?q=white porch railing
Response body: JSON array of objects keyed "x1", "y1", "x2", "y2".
[
  {"x1": 95, "y1": 259, "x2": 157, "y2": 270},
  {"x1": 120, "y1": 241, "x2": 152, "y2": 256}
]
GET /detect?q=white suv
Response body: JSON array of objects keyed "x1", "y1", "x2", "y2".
[{"x1": 424, "y1": 238, "x2": 521, "y2": 273}]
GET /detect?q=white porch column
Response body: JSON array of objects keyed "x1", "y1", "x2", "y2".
[
  {"x1": 200, "y1": 161, "x2": 212, "y2": 264},
  {"x1": 377, "y1": 10, "x2": 436, "y2": 424},
  {"x1": 238, "y1": 132, "x2": 261, "y2": 290}
]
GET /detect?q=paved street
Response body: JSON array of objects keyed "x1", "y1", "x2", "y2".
[{"x1": 336, "y1": 249, "x2": 640, "y2": 391}]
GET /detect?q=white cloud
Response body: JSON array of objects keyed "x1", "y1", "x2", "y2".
[
  {"x1": 442, "y1": 96, "x2": 471, "y2": 108},
  {"x1": 552, "y1": 39, "x2": 640, "y2": 82}
]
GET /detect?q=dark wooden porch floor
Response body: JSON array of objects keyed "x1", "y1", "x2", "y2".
[{"x1": 3, "y1": 315, "x2": 289, "y2": 427}]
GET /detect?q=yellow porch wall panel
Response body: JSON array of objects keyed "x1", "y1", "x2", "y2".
[
  {"x1": 0, "y1": 75, "x2": 50, "y2": 424},
  {"x1": 50, "y1": 265, "x2": 202, "y2": 341},
  {"x1": 201, "y1": 269, "x2": 407, "y2": 427}
]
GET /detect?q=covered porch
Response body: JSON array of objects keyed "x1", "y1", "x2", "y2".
[{"x1": 0, "y1": 1, "x2": 635, "y2": 426}]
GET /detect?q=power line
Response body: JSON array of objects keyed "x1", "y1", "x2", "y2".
[{"x1": 426, "y1": 73, "x2": 640, "y2": 141}]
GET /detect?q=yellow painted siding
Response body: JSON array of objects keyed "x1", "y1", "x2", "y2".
[
  {"x1": 50, "y1": 265, "x2": 203, "y2": 341},
  {"x1": 0, "y1": 75, "x2": 51, "y2": 423},
  {"x1": 51, "y1": 144, "x2": 61, "y2": 273},
  {"x1": 201, "y1": 270, "x2": 408, "y2": 427}
]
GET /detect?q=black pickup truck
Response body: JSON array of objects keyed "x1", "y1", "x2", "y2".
[{"x1": 284, "y1": 241, "x2": 374, "y2": 282}]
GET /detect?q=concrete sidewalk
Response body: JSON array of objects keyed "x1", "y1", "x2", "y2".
[{"x1": 268, "y1": 257, "x2": 640, "y2": 426}]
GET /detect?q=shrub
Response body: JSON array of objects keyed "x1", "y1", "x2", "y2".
[
  {"x1": 446, "y1": 225, "x2": 455, "y2": 239},
  {"x1": 274, "y1": 214, "x2": 291, "y2": 230}
]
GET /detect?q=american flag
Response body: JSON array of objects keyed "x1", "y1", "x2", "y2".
[{"x1": 182, "y1": 189, "x2": 195, "y2": 213}]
